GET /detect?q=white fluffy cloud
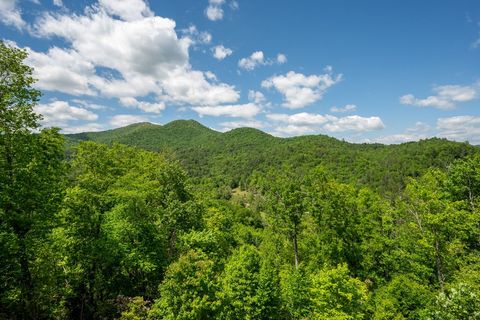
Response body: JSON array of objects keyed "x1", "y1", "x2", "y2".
[
  {"x1": 212, "y1": 45, "x2": 233, "y2": 60},
  {"x1": 238, "y1": 51, "x2": 287, "y2": 71},
  {"x1": 267, "y1": 112, "x2": 331, "y2": 126},
  {"x1": 204, "y1": 0, "x2": 237, "y2": 21},
  {"x1": 262, "y1": 70, "x2": 342, "y2": 109},
  {"x1": 400, "y1": 82, "x2": 479, "y2": 110},
  {"x1": 33, "y1": 9, "x2": 189, "y2": 81},
  {"x1": 26, "y1": 1, "x2": 239, "y2": 108},
  {"x1": 160, "y1": 68, "x2": 239, "y2": 106},
  {"x1": 323, "y1": 115, "x2": 385, "y2": 132},
  {"x1": 119, "y1": 97, "x2": 166, "y2": 114},
  {"x1": 276, "y1": 53, "x2": 287, "y2": 64},
  {"x1": 238, "y1": 51, "x2": 264, "y2": 70},
  {"x1": 267, "y1": 112, "x2": 384, "y2": 136},
  {"x1": 192, "y1": 103, "x2": 261, "y2": 118},
  {"x1": 182, "y1": 25, "x2": 212, "y2": 45},
  {"x1": 98, "y1": 0, "x2": 153, "y2": 21},
  {"x1": 248, "y1": 90, "x2": 266, "y2": 104},
  {"x1": 437, "y1": 115, "x2": 480, "y2": 144},
  {"x1": 109, "y1": 114, "x2": 150, "y2": 127},
  {"x1": 330, "y1": 104, "x2": 357, "y2": 113},
  {"x1": 0, "y1": 0, "x2": 26, "y2": 29},
  {"x1": 34, "y1": 100, "x2": 98, "y2": 128},
  {"x1": 26, "y1": 47, "x2": 99, "y2": 96},
  {"x1": 205, "y1": 5, "x2": 224, "y2": 21}
]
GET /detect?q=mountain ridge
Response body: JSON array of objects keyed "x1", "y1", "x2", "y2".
[{"x1": 65, "y1": 119, "x2": 479, "y2": 194}]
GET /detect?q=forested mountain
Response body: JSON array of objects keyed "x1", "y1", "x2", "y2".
[{"x1": 66, "y1": 120, "x2": 478, "y2": 195}]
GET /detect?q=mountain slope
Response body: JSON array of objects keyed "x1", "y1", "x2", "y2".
[{"x1": 65, "y1": 120, "x2": 478, "y2": 194}]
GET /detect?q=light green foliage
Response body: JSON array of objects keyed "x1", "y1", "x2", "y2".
[
  {"x1": 354, "y1": 188, "x2": 396, "y2": 283},
  {"x1": 52, "y1": 142, "x2": 199, "y2": 318},
  {"x1": 371, "y1": 275, "x2": 433, "y2": 320},
  {"x1": 309, "y1": 263, "x2": 368, "y2": 320},
  {"x1": 0, "y1": 41, "x2": 41, "y2": 132},
  {"x1": 218, "y1": 245, "x2": 281, "y2": 320},
  {"x1": 308, "y1": 177, "x2": 364, "y2": 269},
  {"x1": 279, "y1": 265, "x2": 312, "y2": 319},
  {"x1": 402, "y1": 169, "x2": 476, "y2": 287},
  {"x1": 149, "y1": 250, "x2": 219, "y2": 320},
  {"x1": 447, "y1": 154, "x2": 480, "y2": 210},
  {"x1": 265, "y1": 168, "x2": 311, "y2": 268}
]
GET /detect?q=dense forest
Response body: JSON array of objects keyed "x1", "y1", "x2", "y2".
[
  {"x1": 1, "y1": 42, "x2": 480, "y2": 320},
  {"x1": 65, "y1": 120, "x2": 476, "y2": 197}
]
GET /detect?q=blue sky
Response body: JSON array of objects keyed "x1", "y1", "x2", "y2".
[{"x1": 1, "y1": 0, "x2": 479, "y2": 143}]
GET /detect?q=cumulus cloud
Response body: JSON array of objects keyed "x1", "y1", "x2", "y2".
[
  {"x1": 26, "y1": 47, "x2": 99, "y2": 96},
  {"x1": 33, "y1": 9, "x2": 189, "y2": 81},
  {"x1": 323, "y1": 115, "x2": 385, "y2": 132},
  {"x1": 205, "y1": 0, "x2": 226, "y2": 21},
  {"x1": 276, "y1": 53, "x2": 287, "y2": 64},
  {"x1": 248, "y1": 90, "x2": 266, "y2": 104},
  {"x1": 119, "y1": 97, "x2": 166, "y2": 114},
  {"x1": 262, "y1": 69, "x2": 343, "y2": 109},
  {"x1": 267, "y1": 112, "x2": 331, "y2": 126},
  {"x1": 34, "y1": 100, "x2": 98, "y2": 128},
  {"x1": 330, "y1": 104, "x2": 357, "y2": 113},
  {"x1": 192, "y1": 103, "x2": 261, "y2": 118},
  {"x1": 238, "y1": 51, "x2": 287, "y2": 70},
  {"x1": 98, "y1": 0, "x2": 153, "y2": 21},
  {"x1": 0, "y1": 0, "x2": 26, "y2": 29},
  {"x1": 26, "y1": 1, "x2": 239, "y2": 108},
  {"x1": 238, "y1": 51, "x2": 264, "y2": 70},
  {"x1": 160, "y1": 68, "x2": 239, "y2": 106},
  {"x1": 437, "y1": 115, "x2": 480, "y2": 144},
  {"x1": 204, "y1": 0, "x2": 237, "y2": 21},
  {"x1": 212, "y1": 45, "x2": 233, "y2": 60},
  {"x1": 400, "y1": 82, "x2": 479, "y2": 110},
  {"x1": 109, "y1": 114, "x2": 149, "y2": 127},
  {"x1": 267, "y1": 112, "x2": 384, "y2": 136},
  {"x1": 205, "y1": 5, "x2": 223, "y2": 21},
  {"x1": 182, "y1": 25, "x2": 212, "y2": 45}
]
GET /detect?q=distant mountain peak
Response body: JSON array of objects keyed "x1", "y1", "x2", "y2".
[{"x1": 164, "y1": 119, "x2": 209, "y2": 128}]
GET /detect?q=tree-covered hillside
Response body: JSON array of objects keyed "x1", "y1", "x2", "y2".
[{"x1": 66, "y1": 120, "x2": 478, "y2": 195}]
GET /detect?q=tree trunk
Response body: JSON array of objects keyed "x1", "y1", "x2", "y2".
[{"x1": 467, "y1": 178, "x2": 475, "y2": 211}]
